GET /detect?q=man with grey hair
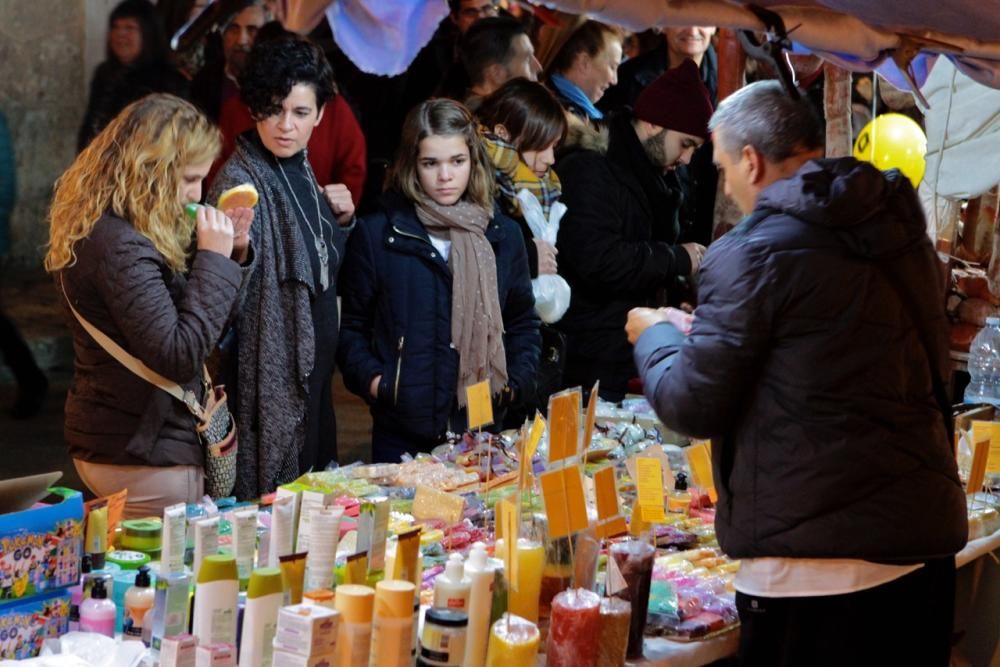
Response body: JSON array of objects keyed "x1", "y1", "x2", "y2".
[
  {"x1": 190, "y1": 0, "x2": 270, "y2": 122},
  {"x1": 626, "y1": 80, "x2": 966, "y2": 664}
]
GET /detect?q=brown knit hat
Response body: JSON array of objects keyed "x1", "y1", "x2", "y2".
[{"x1": 633, "y1": 59, "x2": 714, "y2": 140}]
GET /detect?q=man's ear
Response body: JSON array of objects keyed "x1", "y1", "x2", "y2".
[
  {"x1": 743, "y1": 144, "x2": 765, "y2": 185},
  {"x1": 314, "y1": 104, "x2": 325, "y2": 126}
]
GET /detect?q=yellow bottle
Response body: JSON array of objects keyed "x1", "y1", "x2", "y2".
[{"x1": 508, "y1": 540, "x2": 544, "y2": 623}]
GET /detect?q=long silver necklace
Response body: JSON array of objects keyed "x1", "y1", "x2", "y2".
[{"x1": 276, "y1": 151, "x2": 334, "y2": 291}]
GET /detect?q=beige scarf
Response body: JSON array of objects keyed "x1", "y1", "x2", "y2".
[{"x1": 415, "y1": 198, "x2": 508, "y2": 405}]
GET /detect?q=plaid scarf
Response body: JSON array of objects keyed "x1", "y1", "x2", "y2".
[{"x1": 481, "y1": 129, "x2": 562, "y2": 218}]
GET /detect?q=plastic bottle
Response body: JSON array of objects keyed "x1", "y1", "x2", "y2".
[
  {"x1": 370, "y1": 579, "x2": 415, "y2": 667},
  {"x1": 667, "y1": 472, "x2": 692, "y2": 515},
  {"x1": 69, "y1": 554, "x2": 92, "y2": 633},
  {"x1": 239, "y1": 568, "x2": 284, "y2": 667},
  {"x1": 966, "y1": 317, "x2": 1000, "y2": 406},
  {"x1": 433, "y1": 553, "x2": 471, "y2": 612},
  {"x1": 462, "y1": 542, "x2": 498, "y2": 667},
  {"x1": 123, "y1": 565, "x2": 155, "y2": 642},
  {"x1": 80, "y1": 577, "x2": 116, "y2": 638},
  {"x1": 192, "y1": 554, "x2": 239, "y2": 647}
]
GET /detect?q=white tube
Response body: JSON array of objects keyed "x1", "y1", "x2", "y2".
[
  {"x1": 305, "y1": 506, "x2": 343, "y2": 591},
  {"x1": 230, "y1": 507, "x2": 258, "y2": 585},
  {"x1": 192, "y1": 516, "x2": 219, "y2": 580},
  {"x1": 268, "y1": 495, "x2": 295, "y2": 568},
  {"x1": 161, "y1": 503, "x2": 187, "y2": 575}
]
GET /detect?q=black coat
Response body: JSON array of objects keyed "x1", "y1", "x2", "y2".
[
  {"x1": 59, "y1": 215, "x2": 241, "y2": 467},
  {"x1": 601, "y1": 43, "x2": 720, "y2": 247},
  {"x1": 554, "y1": 112, "x2": 691, "y2": 398},
  {"x1": 338, "y1": 191, "x2": 540, "y2": 444},
  {"x1": 634, "y1": 158, "x2": 968, "y2": 561}
]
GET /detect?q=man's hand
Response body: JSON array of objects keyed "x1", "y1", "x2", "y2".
[
  {"x1": 225, "y1": 206, "x2": 254, "y2": 264},
  {"x1": 626, "y1": 307, "x2": 693, "y2": 344},
  {"x1": 323, "y1": 183, "x2": 356, "y2": 226},
  {"x1": 627, "y1": 307, "x2": 669, "y2": 344},
  {"x1": 370, "y1": 375, "x2": 382, "y2": 400}
]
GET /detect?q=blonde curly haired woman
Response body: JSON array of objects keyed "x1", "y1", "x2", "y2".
[{"x1": 47, "y1": 94, "x2": 252, "y2": 517}]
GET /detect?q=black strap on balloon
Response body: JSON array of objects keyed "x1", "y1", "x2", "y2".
[{"x1": 737, "y1": 4, "x2": 802, "y2": 100}]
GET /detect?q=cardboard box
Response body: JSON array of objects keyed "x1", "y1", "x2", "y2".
[
  {"x1": 160, "y1": 634, "x2": 197, "y2": 667},
  {"x1": 271, "y1": 648, "x2": 336, "y2": 667},
  {"x1": 0, "y1": 589, "x2": 70, "y2": 660},
  {"x1": 0, "y1": 489, "x2": 83, "y2": 603},
  {"x1": 273, "y1": 604, "x2": 338, "y2": 656}
]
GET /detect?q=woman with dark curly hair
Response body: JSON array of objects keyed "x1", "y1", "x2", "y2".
[{"x1": 210, "y1": 34, "x2": 356, "y2": 497}]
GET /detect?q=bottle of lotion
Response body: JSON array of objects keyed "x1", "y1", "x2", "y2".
[
  {"x1": 69, "y1": 554, "x2": 92, "y2": 633},
  {"x1": 239, "y1": 568, "x2": 284, "y2": 667},
  {"x1": 123, "y1": 565, "x2": 155, "y2": 642},
  {"x1": 80, "y1": 577, "x2": 116, "y2": 638},
  {"x1": 462, "y1": 542, "x2": 499, "y2": 667},
  {"x1": 434, "y1": 552, "x2": 471, "y2": 612},
  {"x1": 192, "y1": 554, "x2": 239, "y2": 647}
]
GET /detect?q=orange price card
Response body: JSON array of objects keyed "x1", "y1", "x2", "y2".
[
  {"x1": 686, "y1": 441, "x2": 717, "y2": 503},
  {"x1": 465, "y1": 380, "x2": 493, "y2": 430},
  {"x1": 968, "y1": 437, "x2": 990, "y2": 495},
  {"x1": 539, "y1": 465, "x2": 589, "y2": 539},
  {"x1": 593, "y1": 466, "x2": 627, "y2": 539},
  {"x1": 547, "y1": 389, "x2": 581, "y2": 463},
  {"x1": 635, "y1": 457, "x2": 667, "y2": 522}
]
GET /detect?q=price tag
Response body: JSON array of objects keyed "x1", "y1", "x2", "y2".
[{"x1": 465, "y1": 380, "x2": 493, "y2": 430}]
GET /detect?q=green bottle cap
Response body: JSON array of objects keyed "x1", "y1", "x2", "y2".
[
  {"x1": 185, "y1": 203, "x2": 201, "y2": 221},
  {"x1": 247, "y1": 568, "x2": 283, "y2": 599},
  {"x1": 107, "y1": 550, "x2": 151, "y2": 570},
  {"x1": 198, "y1": 554, "x2": 238, "y2": 584}
]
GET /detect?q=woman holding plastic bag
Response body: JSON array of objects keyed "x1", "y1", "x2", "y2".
[{"x1": 478, "y1": 78, "x2": 571, "y2": 422}]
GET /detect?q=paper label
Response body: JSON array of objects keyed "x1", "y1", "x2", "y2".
[
  {"x1": 548, "y1": 390, "x2": 581, "y2": 462},
  {"x1": 687, "y1": 440, "x2": 717, "y2": 503},
  {"x1": 465, "y1": 380, "x2": 494, "y2": 430},
  {"x1": 606, "y1": 552, "x2": 628, "y2": 596},
  {"x1": 497, "y1": 497, "x2": 520, "y2": 591},
  {"x1": 539, "y1": 466, "x2": 589, "y2": 539},
  {"x1": 636, "y1": 457, "x2": 667, "y2": 522}
]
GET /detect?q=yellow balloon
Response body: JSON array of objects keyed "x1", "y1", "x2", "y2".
[{"x1": 853, "y1": 113, "x2": 927, "y2": 187}]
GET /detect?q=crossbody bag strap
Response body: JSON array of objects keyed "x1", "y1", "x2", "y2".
[{"x1": 62, "y1": 283, "x2": 207, "y2": 421}]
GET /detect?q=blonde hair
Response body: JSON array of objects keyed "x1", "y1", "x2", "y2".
[
  {"x1": 46, "y1": 94, "x2": 221, "y2": 273},
  {"x1": 389, "y1": 98, "x2": 495, "y2": 210}
]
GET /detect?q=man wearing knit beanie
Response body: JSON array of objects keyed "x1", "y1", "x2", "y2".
[{"x1": 553, "y1": 59, "x2": 714, "y2": 401}]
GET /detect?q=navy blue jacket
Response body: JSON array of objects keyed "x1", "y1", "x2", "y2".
[
  {"x1": 634, "y1": 158, "x2": 967, "y2": 562},
  {"x1": 338, "y1": 191, "x2": 540, "y2": 443}
]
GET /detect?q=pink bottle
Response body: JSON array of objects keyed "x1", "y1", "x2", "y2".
[{"x1": 79, "y1": 577, "x2": 117, "y2": 637}]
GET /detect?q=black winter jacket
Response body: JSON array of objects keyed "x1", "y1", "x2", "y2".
[
  {"x1": 554, "y1": 112, "x2": 691, "y2": 398},
  {"x1": 338, "y1": 192, "x2": 540, "y2": 443},
  {"x1": 634, "y1": 158, "x2": 968, "y2": 561}
]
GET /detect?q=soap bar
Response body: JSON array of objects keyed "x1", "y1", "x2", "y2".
[
  {"x1": 597, "y1": 597, "x2": 631, "y2": 667},
  {"x1": 546, "y1": 588, "x2": 601, "y2": 667}
]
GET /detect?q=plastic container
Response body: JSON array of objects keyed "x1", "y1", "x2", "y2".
[
  {"x1": 370, "y1": 580, "x2": 416, "y2": 667},
  {"x1": 121, "y1": 519, "x2": 163, "y2": 555},
  {"x1": 335, "y1": 584, "x2": 375, "y2": 667},
  {"x1": 433, "y1": 553, "x2": 471, "y2": 612},
  {"x1": 419, "y1": 608, "x2": 468, "y2": 667},
  {"x1": 546, "y1": 588, "x2": 601, "y2": 667},
  {"x1": 123, "y1": 565, "x2": 155, "y2": 642},
  {"x1": 485, "y1": 613, "x2": 540, "y2": 666},
  {"x1": 966, "y1": 317, "x2": 1000, "y2": 405},
  {"x1": 68, "y1": 554, "x2": 92, "y2": 632},
  {"x1": 462, "y1": 542, "x2": 499, "y2": 667},
  {"x1": 192, "y1": 554, "x2": 239, "y2": 647},
  {"x1": 239, "y1": 568, "x2": 283, "y2": 667},
  {"x1": 80, "y1": 577, "x2": 116, "y2": 638}
]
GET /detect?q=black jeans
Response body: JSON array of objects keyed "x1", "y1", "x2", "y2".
[{"x1": 736, "y1": 556, "x2": 955, "y2": 667}]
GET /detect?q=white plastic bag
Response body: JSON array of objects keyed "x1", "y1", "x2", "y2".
[{"x1": 516, "y1": 190, "x2": 571, "y2": 323}]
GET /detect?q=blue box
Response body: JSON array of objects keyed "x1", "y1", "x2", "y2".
[
  {"x1": 0, "y1": 589, "x2": 70, "y2": 659},
  {"x1": 0, "y1": 489, "x2": 83, "y2": 603}
]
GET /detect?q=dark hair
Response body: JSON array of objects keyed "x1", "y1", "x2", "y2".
[
  {"x1": 108, "y1": 0, "x2": 169, "y2": 67},
  {"x1": 548, "y1": 20, "x2": 622, "y2": 75},
  {"x1": 239, "y1": 34, "x2": 336, "y2": 119},
  {"x1": 477, "y1": 78, "x2": 567, "y2": 152},
  {"x1": 389, "y1": 99, "x2": 495, "y2": 209},
  {"x1": 460, "y1": 16, "x2": 528, "y2": 86}
]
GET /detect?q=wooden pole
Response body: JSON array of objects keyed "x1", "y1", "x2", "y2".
[
  {"x1": 711, "y1": 29, "x2": 747, "y2": 240},
  {"x1": 824, "y1": 63, "x2": 853, "y2": 158}
]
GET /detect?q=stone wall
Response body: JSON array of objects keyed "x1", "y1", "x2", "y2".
[{"x1": 0, "y1": 1, "x2": 115, "y2": 270}]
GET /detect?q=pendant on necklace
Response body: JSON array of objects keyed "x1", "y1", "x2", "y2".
[{"x1": 315, "y1": 237, "x2": 330, "y2": 291}]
